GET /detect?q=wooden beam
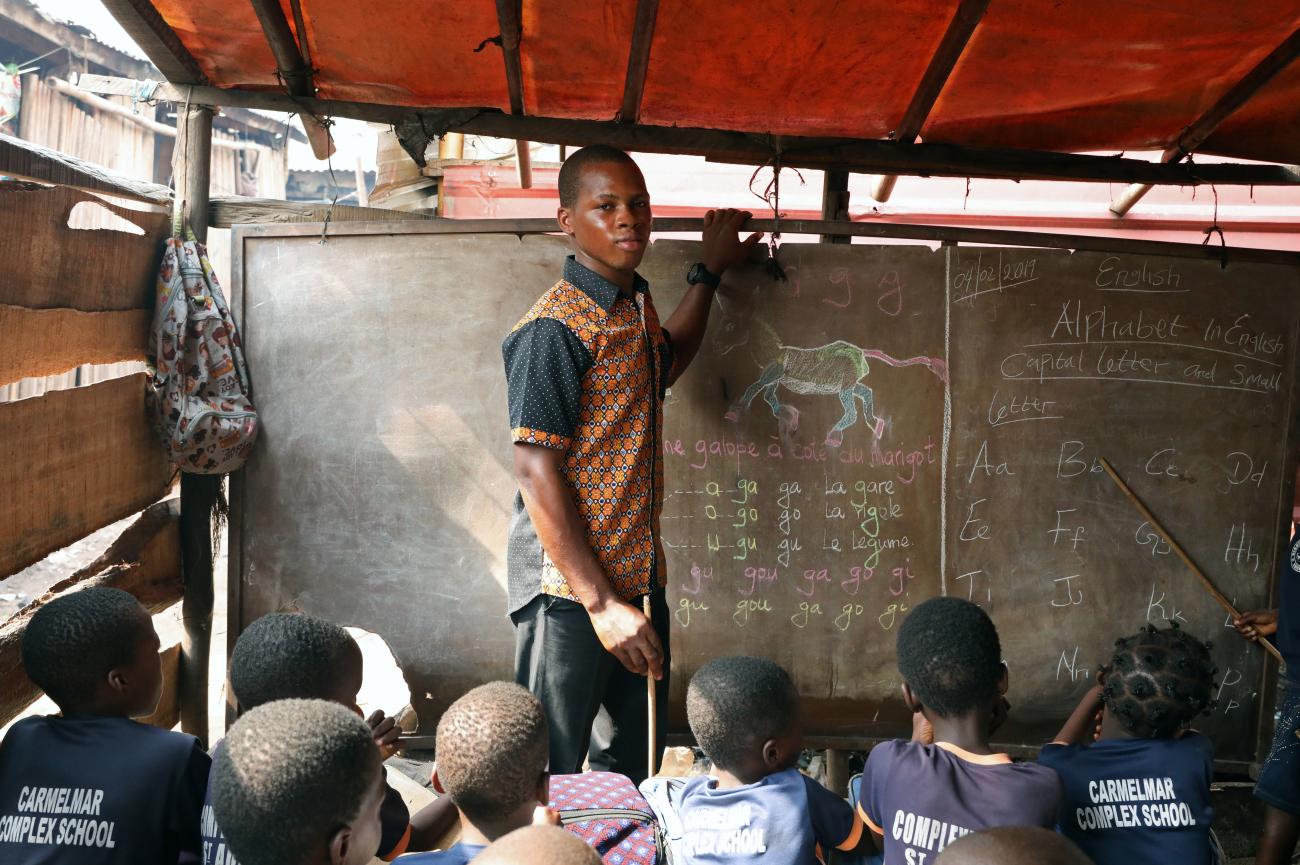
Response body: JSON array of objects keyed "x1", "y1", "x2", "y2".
[
  {"x1": 247, "y1": 0, "x2": 333, "y2": 159},
  {"x1": 50, "y1": 77, "x2": 269, "y2": 152},
  {"x1": 820, "y1": 169, "x2": 850, "y2": 245},
  {"x1": 0, "y1": 374, "x2": 174, "y2": 579},
  {"x1": 229, "y1": 215, "x2": 1300, "y2": 266},
  {"x1": 618, "y1": 0, "x2": 660, "y2": 124},
  {"x1": 171, "y1": 103, "x2": 217, "y2": 747},
  {"x1": 873, "y1": 0, "x2": 990, "y2": 202},
  {"x1": 72, "y1": 79, "x2": 1300, "y2": 186},
  {"x1": 493, "y1": 0, "x2": 532, "y2": 188},
  {"x1": 98, "y1": 0, "x2": 206, "y2": 84},
  {"x1": 209, "y1": 195, "x2": 436, "y2": 227},
  {"x1": 0, "y1": 304, "x2": 148, "y2": 386},
  {"x1": 0, "y1": 132, "x2": 172, "y2": 205},
  {"x1": 1112, "y1": 25, "x2": 1300, "y2": 216}
]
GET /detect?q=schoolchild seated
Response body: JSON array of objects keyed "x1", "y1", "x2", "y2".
[
  {"x1": 202, "y1": 612, "x2": 455, "y2": 865},
  {"x1": 399, "y1": 681, "x2": 552, "y2": 864},
  {"x1": 0, "y1": 586, "x2": 210, "y2": 865},
  {"x1": 1038, "y1": 623, "x2": 1218, "y2": 865},
  {"x1": 670, "y1": 655, "x2": 871, "y2": 864},
  {"x1": 855, "y1": 597, "x2": 1062, "y2": 865},
  {"x1": 211, "y1": 698, "x2": 386, "y2": 865}
]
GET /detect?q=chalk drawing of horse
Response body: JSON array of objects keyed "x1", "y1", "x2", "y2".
[{"x1": 713, "y1": 289, "x2": 948, "y2": 446}]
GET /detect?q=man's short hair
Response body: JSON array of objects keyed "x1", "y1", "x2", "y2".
[
  {"x1": 474, "y1": 825, "x2": 602, "y2": 865},
  {"x1": 229, "y1": 612, "x2": 358, "y2": 709},
  {"x1": 557, "y1": 145, "x2": 638, "y2": 209},
  {"x1": 685, "y1": 656, "x2": 798, "y2": 770},
  {"x1": 21, "y1": 587, "x2": 151, "y2": 707},
  {"x1": 212, "y1": 699, "x2": 379, "y2": 865},
  {"x1": 935, "y1": 826, "x2": 1092, "y2": 865},
  {"x1": 435, "y1": 682, "x2": 548, "y2": 824},
  {"x1": 897, "y1": 597, "x2": 1003, "y2": 718}
]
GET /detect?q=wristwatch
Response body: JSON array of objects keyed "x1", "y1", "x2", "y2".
[{"x1": 687, "y1": 262, "x2": 722, "y2": 289}]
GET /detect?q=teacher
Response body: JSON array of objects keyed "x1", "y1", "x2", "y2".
[{"x1": 501, "y1": 145, "x2": 758, "y2": 782}]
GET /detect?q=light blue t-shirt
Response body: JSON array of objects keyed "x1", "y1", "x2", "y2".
[
  {"x1": 396, "y1": 841, "x2": 486, "y2": 864},
  {"x1": 676, "y1": 768, "x2": 862, "y2": 864}
]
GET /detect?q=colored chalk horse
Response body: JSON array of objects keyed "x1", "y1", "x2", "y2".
[{"x1": 713, "y1": 289, "x2": 948, "y2": 445}]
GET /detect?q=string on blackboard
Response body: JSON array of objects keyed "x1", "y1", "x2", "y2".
[
  {"x1": 748, "y1": 155, "x2": 802, "y2": 282},
  {"x1": 1199, "y1": 178, "x2": 1228, "y2": 270}
]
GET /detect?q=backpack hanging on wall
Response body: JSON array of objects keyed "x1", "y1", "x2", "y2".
[{"x1": 146, "y1": 231, "x2": 258, "y2": 473}]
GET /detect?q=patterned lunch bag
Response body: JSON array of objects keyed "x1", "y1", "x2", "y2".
[
  {"x1": 550, "y1": 771, "x2": 665, "y2": 865},
  {"x1": 146, "y1": 234, "x2": 258, "y2": 473}
]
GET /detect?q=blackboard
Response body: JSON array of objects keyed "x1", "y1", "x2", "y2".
[{"x1": 230, "y1": 224, "x2": 1300, "y2": 765}]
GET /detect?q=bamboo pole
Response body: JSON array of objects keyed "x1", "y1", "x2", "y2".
[
  {"x1": 644, "y1": 594, "x2": 657, "y2": 777},
  {"x1": 1099, "y1": 457, "x2": 1285, "y2": 665}
]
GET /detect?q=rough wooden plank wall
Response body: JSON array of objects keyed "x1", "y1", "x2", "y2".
[
  {"x1": 0, "y1": 374, "x2": 173, "y2": 578},
  {"x1": 0, "y1": 304, "x2": 149, "y2": 386}
]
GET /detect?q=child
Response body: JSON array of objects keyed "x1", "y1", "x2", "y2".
[
  {"x1": 211, "y1": 698, "x2": 385, "y2": 865},
  {"x1": 672, "y1": 655, "x2": 870, "y2": 864},
  {"x1": 1038, "y1": 623, "x2": 1217, "y2": 865},
  {"x1": 0, "y1": 586, "x2": 210, "y2": 864},
  {"x1": 932, "y1": 827, "x2": 1091, "y2": 865},
  {"x1": 473, "y1": 825, "x2": 602, "y2": 865},
  {"x1": 856, "y1": 597, "x2": 1061, "y2": 865},
  {"x1": 201, "y1": 613, "x2": 455, "y2": 865},
  {"x1": 400, "y1": 681, "x2": 551, "y2": 863}
]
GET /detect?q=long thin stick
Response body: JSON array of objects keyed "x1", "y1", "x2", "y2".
[
  {"x1": 1100, "y1": 457, "x2": 1285, "y2": 665},
  {"x1": 644, "y1": 594, "x2": 658, "y2": 777}
]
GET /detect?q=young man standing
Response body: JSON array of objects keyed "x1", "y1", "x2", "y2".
[{"x1": 503, "y1": 145, "x2": 758, "y2": 782}]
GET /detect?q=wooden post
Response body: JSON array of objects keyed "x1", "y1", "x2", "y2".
[
  {"x1": 825, "y1": 748, "x2": 850, "y2": 796},
  {"x1": 820, "y1": 170, "x2": 850, "y2": 245},
  {"x1": 173, "y1": 102, "x2": 217, "y2": 746}
]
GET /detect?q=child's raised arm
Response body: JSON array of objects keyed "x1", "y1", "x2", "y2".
[{"x1": 1051, "y1": 684, "x2": 1104, "y2": 745}]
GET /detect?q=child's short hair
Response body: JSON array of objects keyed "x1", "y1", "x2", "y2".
[
  {"x1": 935, "y1": 826, "x2": 1091, "y2": 865},
  {"x1": 229, "y1": 612, "x2": 357, "y2": 708},
  {"x1": 435, "y1": 682, "x2": 548, "y2": 824},
  {"x1": 475, "y1": 825, "x2": 603, "y2": 865},
  {"x1": 212, "y1": 699, "x2": 379, "y2": 865},
  {"x1": 21, "y1": 587, "x2": 151, "y2": 706},
  {"x1": 557, "y1": 145, "x2": 638, "y2": 208},
  {"x1": 1101, "y1": 623, "x2": 1216, "y2": 738},
  {"x1": 897, "y1": 597, "x2": 1003, "y2": 718},
  {"x1": 686, "y1": 655, "x2": 798, "y2": 770}
]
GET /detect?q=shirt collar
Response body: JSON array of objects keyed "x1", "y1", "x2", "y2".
[{"x1": 564, "y1": 255, "x2": 648, "y2": 312}]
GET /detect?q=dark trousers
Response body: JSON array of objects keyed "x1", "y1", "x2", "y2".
[{"x1": 512, "y1": 589, "x2": 670, "y2": 784}]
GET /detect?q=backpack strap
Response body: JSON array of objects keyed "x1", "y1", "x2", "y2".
[{"x1": 557, "y1": 807, "x2": 655, "y2": 825}]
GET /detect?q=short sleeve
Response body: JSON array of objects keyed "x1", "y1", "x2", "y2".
[
  {"x1": 1037, "y1": 742, "x2": 1069, "y2": 768},
  {"x1": 169, "y1": 738, "x2": 213, "y2": 860},
  {"x1": 858, "y1": 740, "x2": 897, "y2": 835},
  {"x1": 377, "y1": 780, "x2": 413, "y2": 860},
  {"x1": 802, "y1": 775, "x2": 863, "y2": 851},
  {"x1": 502, "y1": 317, "x2": 592, "y2": 450}
]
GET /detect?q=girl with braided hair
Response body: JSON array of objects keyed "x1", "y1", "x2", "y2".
[{"x1": 1038, "y1": 623, "x2": 1218, "y2": 865}]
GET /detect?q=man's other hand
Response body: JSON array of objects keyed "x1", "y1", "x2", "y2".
[
  {"x1": 589, "y1": 599, "x2": 664, "y2": 680},
  {"x1": 1234, "y1": 609, "x2": 1279, "y2": 642}
]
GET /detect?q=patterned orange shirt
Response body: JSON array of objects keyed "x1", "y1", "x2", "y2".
[{"x1": 502, "y1": 256, "x2": 672, "y2": 613}]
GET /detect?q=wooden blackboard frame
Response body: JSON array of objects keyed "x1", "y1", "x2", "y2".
[{"x1": 227, "y1": 218, "x2": 1300, "y2": 774}]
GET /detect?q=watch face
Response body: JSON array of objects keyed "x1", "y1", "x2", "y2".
[{"x1": 688, "y1": 264, "x2": 704, "y2": 284}]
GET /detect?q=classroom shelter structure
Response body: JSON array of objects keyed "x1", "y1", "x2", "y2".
[{"x1": 4, "y1": 3, "x2": 1300, "y2": 811}]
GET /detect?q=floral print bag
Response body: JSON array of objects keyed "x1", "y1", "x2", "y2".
[{"x1": 146, "y1": 234, "x2": 258, "y2": 473}]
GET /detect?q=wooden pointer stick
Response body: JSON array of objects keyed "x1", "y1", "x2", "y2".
[
  {"x1": 1100, "y1": 456, "x2": 1285, "y2": 666},
  {"x1": 645, "y1": 594, "x2": 658, "y2": 777}
]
